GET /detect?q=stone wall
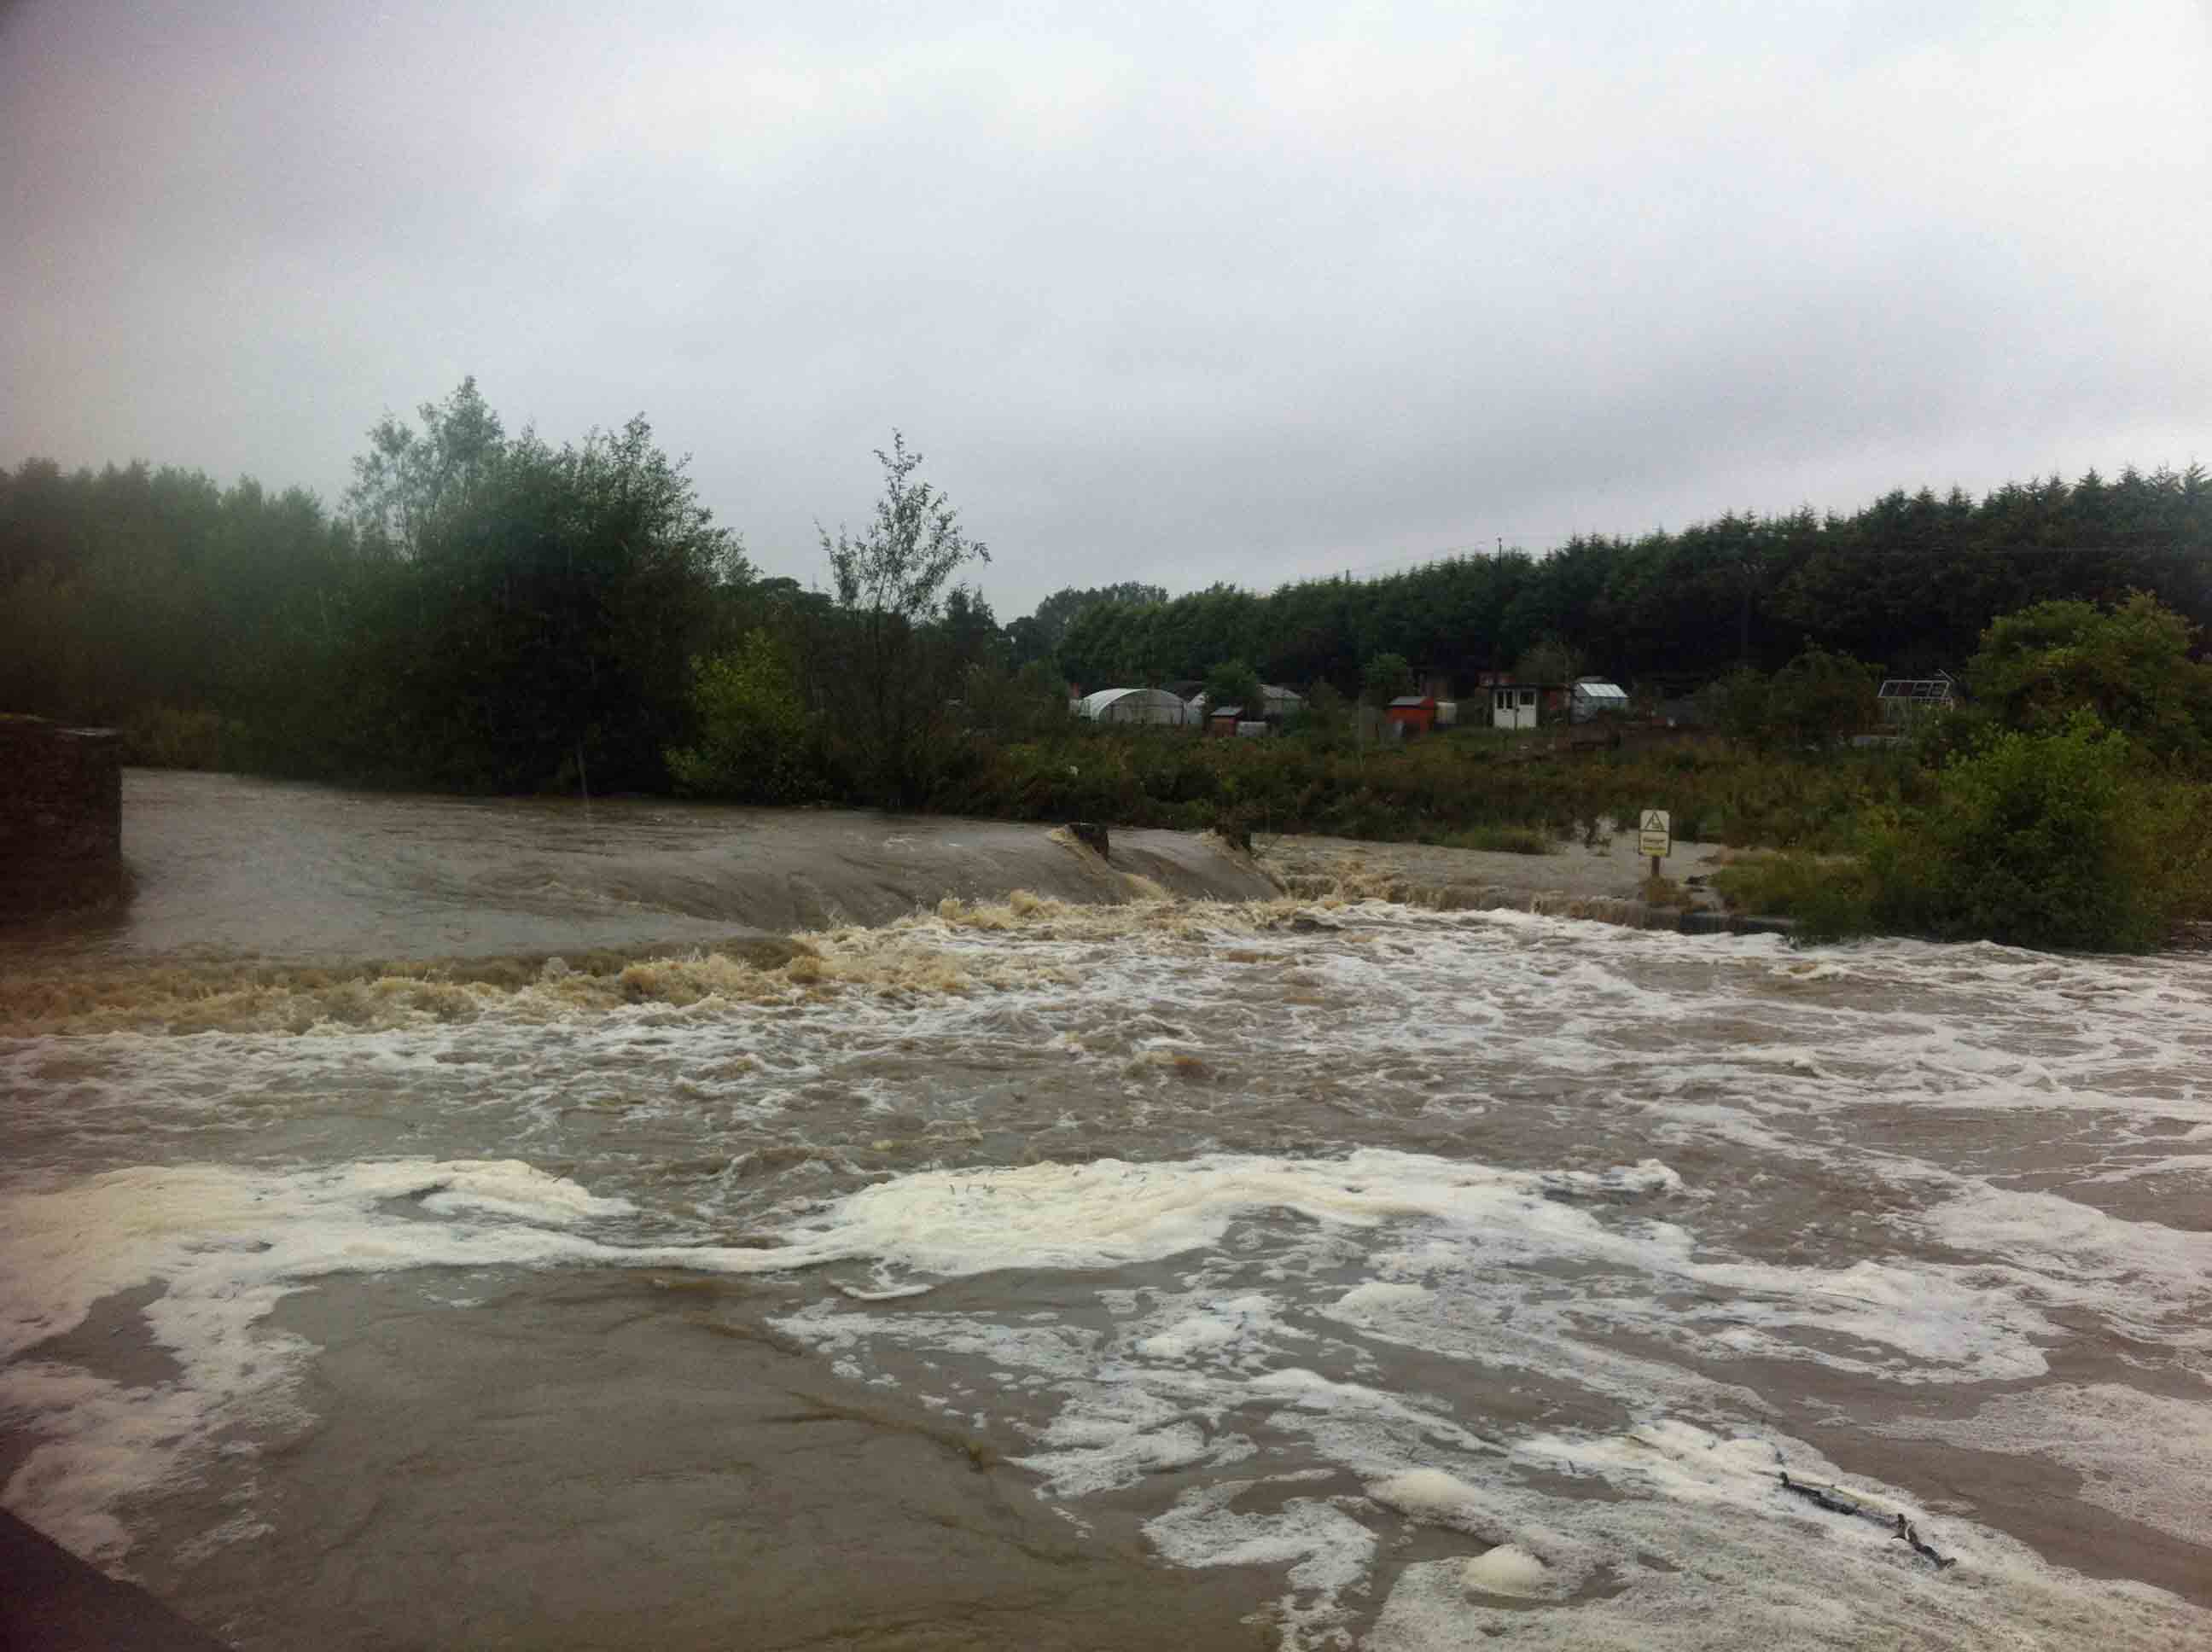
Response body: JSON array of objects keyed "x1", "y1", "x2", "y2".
[{"x1": 1, "y1": 715, "x2": 124, "y2": 919}]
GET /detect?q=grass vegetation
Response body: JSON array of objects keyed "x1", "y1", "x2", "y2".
[{"x1": 929, "y1": 724, "x2": 1929, "y2": 856}]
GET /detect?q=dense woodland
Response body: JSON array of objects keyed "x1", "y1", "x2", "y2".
[
  {"x1": 1039, "y1": 470, "x2": 2212, "y2": 695},
  {"x1": 0, "y1": 380, "x2": 2204, "y2": 769}
]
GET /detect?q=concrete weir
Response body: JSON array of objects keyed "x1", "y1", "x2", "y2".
[{"x1": 0, "y1": 717, "x2": 124, "y2": 921}]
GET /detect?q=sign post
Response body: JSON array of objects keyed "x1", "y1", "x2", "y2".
[{"x1": 1639, "y1": 809, "x2": 1671, "y2": 881}]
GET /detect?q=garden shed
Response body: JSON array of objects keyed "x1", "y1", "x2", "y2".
[
  {"x1": 1386, "y1": 695, "x2": 1437, "y2": 735},
  {"x1": 1487, "y1": 684, "x2": 1551, "y2": 730}
]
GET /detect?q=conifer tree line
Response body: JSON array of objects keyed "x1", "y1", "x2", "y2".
[
  {"x1": 3, "y1": 375, "x2": 2208, "y2": 795},
  {"x1": 1037, "y1": 471, "x2": 2212, "y2": 695}
]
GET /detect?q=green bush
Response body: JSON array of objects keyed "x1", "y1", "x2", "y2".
[
  {"x1": 1444, "y1": 824, "x2": 1555, "y2": 855},
  {"x1": 1866, "y1": 714, "x2": 2173, "y2": 950},
  {"x1": 665, "y1": 631, "x2": 823, "y2": 803},
  {"x1": 1966, "y1": 591, "x2": 2212, "y2": 766},
  {"x1": 1709, "y1": 852, "x2": 1876, "y2": 939}
]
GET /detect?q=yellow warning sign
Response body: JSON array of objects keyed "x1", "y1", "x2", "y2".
[{"x1": 1639, "y1": 809, "x2": 1671, "y2": 858}]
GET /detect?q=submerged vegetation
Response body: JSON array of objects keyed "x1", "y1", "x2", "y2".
[{"x1": 7, "y1": 379, "x2": 2212, "y2": 950}]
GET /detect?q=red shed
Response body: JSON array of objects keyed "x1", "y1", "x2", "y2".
[{"x1": 1385, "y1": 695, "x2": 1437, "y2": 735}]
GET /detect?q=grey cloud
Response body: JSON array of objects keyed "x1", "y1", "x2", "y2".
[{"x1": 4, "y1": 0, "x2": 2207, "y2": 614}]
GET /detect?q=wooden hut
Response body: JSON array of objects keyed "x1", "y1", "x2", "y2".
[{"x1": 1385, "y1": 695, "x2": 1438, "y2": 736}]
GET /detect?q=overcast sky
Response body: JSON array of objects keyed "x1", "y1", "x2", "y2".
[{"x1": 5, "y1": 0, "x2": 2208, "y2": 614}]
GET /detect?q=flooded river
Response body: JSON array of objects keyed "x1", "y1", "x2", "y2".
[{"x1": 3, "y1": 772, "x2": 2209, "y2": 1649}]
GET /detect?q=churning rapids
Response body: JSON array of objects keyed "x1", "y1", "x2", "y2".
[{"x1": 3, "y1": 772, "x2": 2209, "y2": 1649}]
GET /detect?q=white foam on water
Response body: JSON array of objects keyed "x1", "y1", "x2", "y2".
[
  {"x1": 9, "y1": 900, "x2": 2212, "y2": 1642},
  {"x1": 1333, "y1": 1282, "x2": 1431, "y2": 1316},
  {"x1": 771, "y1": 1149, "x2": 1685, "y2": 1283},
  {"x1": 1873, "y1": 1383, "x2": 2212, "y2": 1546},
  {"x1": 1362, "y1": 1424, "x2": 2194, "y2": 1652},
  {"x1": 0, "y1": 1156, "x2": 821, "y2": 1558},
  {"x1": 779, "y1": 1148, "x2": 2051, "y2": 1396},
  {"x1": 1458, "y1": 1543, "x2": 1552, "y2": 1597},
  {"x1": 1144, "y1": 1475, "x2": 1377, "y2": 1648},
  {"x1": 1132, "y1": 1292, "x2": 1300, "y2": 1362},
  {"x1": 760, "y1": 1145, "x2": 2211, "y2": 1648},
  {"x1": 1364, "y1": 1416, "x2": 2203, "y2": 1651},
  {"x1": 1911, "y1": 1185, "x2": 2212, "y2": 1348}
]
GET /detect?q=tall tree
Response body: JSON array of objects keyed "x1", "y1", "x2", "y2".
[
  {"x1": 1361, "y1": 652, "x2": 1415, "y2": 706},
  {"x1": 1202, "y1": 658, "x2": 1263, "y2": 715},
  {"x1": 342, "y1": 377, "x2": 507, "y2": 559},
  {"x1": 821, "y1": 433, "x2": 991, "y2": 806}
]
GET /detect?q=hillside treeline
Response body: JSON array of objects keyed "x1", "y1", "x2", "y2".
[
  {"x1": 1041, "y1": 470, "x2": 2212, "y2": 694},
  {"x1": 4, "y1": 377, "x2": 2209, "y2": 796}
]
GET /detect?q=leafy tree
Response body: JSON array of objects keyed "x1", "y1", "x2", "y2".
[
  {"x1": 1767, "y1": 643, "x2": 1881, "y2": 747},
  {"x1": 1004, "y1": 462, "x2": 2210, "y2": 707},
  {"x1": 1360, "y1": 652, "x2": 1415, "y2": 706},
  {"x1": 342, "y1": 377, "x2": 507, "y2": 559},
  {"x1": 332, "y1": 387, "x2": 748, "y2": 791},
  {"x1": 1284, "y1": 680, "x2": 1351, "y2": 747},
  {"x1": 1007, "y1": 582, "x2": 1170, "y2": 666},
  {"x1": 1701, "y1": 666, "x2": 1774, "y2": 750},
  {"x1": 820, "y1": 432, "x2": 991, "y2": 805},
  {"x1": 1697, "y1": 645, "x2": 1877, "y2": 750},
  {"x1": 1514, "y1": 633, "x2": 1584, "y2": 687},
  {"x1": 1965, "y1": 591, "x2": 2212, "y2": 765},
  {"x1": 940, "y1": 583, "x2": 1004, "y2": 677},
  {"x1": 667, "y1": 629, "x2": 818, "y2": 802},
  {"x1": 1202, "y1": 658, "x2": 1263, "y2": 716},
  {"x1": 965, "y1": 658, "x2": 1071, "y2": 740}
]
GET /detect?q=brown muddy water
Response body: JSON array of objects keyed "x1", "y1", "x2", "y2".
[{"x1": 2, "y1": 771, "x2": 2209, "y2": 1649}]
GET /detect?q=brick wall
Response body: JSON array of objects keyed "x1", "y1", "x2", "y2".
[{"x1": 0, "y1": 716, "x2": 124, "y2": 918}]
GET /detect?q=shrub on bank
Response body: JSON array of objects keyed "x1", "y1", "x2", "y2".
[
  {"x1": 1709, "y1": 852, "x2": 1878, "y2": 941},
  {"x1": 1866, "y1": 714, "x2": 2187, "y2": 951},
  {"x1": 665, "y1": 631, "x2": 824, "y2": 804},
  {"x1": 1717, "y1": 717, "x2": 2211, "y2": 951}
]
